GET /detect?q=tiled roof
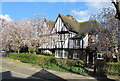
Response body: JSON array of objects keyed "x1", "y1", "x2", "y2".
[{"x1": 58, "y1": 14, "x2": 104, "y2": 38}]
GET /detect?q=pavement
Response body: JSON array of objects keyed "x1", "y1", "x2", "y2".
[{"x1": 0, "y1": 53, "x2": 119, "y2": 81}]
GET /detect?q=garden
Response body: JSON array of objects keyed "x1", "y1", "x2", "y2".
[{"x1": 6, "y1": 53, "x2": 85, "y2": 75}]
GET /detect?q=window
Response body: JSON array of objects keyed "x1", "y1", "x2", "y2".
[
  {"x1": 73, "y1": 53, "x2": 79, "y2": 59},
  {"x1": 77, "y1": 39, "x2": 80, "y2": 46},
  {"x1": 73, "y1": 40, "x2": 80, "y2": 48},
  {"x1": 60, "y1": 34, "x2": 65, "y2": 41},
  {"x1": 58, "y1": 50, "x2": 63, "y2": 58},
  {"x1": 55, "y1": 50, "x2": 63, "y2": 58},
  {"x1": 63, "y1": 50, "x2": 68, "y2": 58},
  {"x1": 97, "y1": 53, "x2": 103, "y2": 59}
]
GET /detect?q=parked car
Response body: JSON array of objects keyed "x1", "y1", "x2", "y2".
[{"x1": 0, "y1": 50, "x2": 9, "y2": 56}]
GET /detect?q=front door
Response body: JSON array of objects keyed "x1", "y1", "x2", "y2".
[{"x1": 89, "y1": 52, "x2": 94, "y2": 64}]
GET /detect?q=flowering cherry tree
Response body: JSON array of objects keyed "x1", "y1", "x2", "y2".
[{"x1": 91, "y1": 7, "x2": 119, "y2": 62}]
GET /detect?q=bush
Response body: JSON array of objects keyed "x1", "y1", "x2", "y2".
[
  {"x1": 103, "y1": 62, "x2": 120, "y2": 75},
  {"x1": 70, "y1": 66, "x2": 84, "y2": 74},
  {"x1": 6, "y1": 53, "x2": 85, "y2": 74},
  {"x1": 29, "y1": 47, "x2": 36, "y2": 53},
  {"x1": 56, "y1": 59, "x2": 84, "y2": 67}
]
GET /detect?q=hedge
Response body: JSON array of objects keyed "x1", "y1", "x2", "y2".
[
  {"x1": 103, "y1": 62, "x2": 120, "y2": 75},
  {"x1": 6, "y1": 53, "x2": 85, "y2": 74}
]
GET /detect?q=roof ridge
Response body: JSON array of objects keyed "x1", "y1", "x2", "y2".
[
  {"x1": 57, "y1": 13, "x2": 101, "y2": 37},
  {"x1": 44, "y1": 18, "x2": 54, "y2": 22},
  {"x1": 79, "y1": 20, "x2": 97, "y2": 24},
  {"x1": 59, "y1": 13, "x2": 79, "y2": 23}
]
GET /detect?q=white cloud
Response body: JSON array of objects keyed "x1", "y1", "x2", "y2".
[
  {"x1": 71, "y1": 2, "x2": 115, "y2": 22},
  {"x1": 71, "y1": 10, "x2": 88, "y2": 17},
  {"x1": 0, "y1": 14, "x2": 13, "y2": 22},
  {"x1": 71, "y1": 10, "x2": 89, "y2": 22},
  {"x1": 86, "y1": 2, "x2": 114, "y2": 9}
]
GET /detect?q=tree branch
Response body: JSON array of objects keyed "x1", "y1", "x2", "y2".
[{"x1": 111, "y1": 0, "x2": 117, "y2": 9}]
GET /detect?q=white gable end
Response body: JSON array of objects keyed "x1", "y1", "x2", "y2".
[{"x1": 54, "y1": 17, "x2": 68, "y2": 33}]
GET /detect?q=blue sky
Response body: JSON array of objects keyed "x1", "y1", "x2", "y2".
[
  {"x1": 1, "y1": 1, "x2": 114, "y2": 22},
  {"x1": 2, "y1": 2, "x2": 88, "y2": 21}
]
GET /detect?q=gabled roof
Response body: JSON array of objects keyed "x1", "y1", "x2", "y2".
[
  {"x1": 44, "y1": 18, "x2": 54, "y2": 28},
  {"x1": 58, "y1": 14, "x2": 103, "y2": 38},
  {"x1": 58, "y1": 14, "x2": 79, "y2": 33}
]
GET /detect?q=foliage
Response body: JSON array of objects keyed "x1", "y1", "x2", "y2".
[
  {"x1": 96, "y1": 60, "x2": 106, "y2": 73},
  {"x1": 0, "y1": 14, "x2": 57, "y2": 53},
  {"x1": 29, "y1": 46, "x2": 36, "y2": 53},
  {"x1": 57, "y1": 59, "x2": 84, "y2": 67},
  {"x1": 96, "y1": 60, "x2": 120, "y2": 75},
  {"x1": 103, "y1": 62, "x2": 120, "y2": 75},
  {"x1": 91, "y1": 7, "x2": 119, "y2": 62},
  {"x1": 111, "y1": 0, "x2": 120, "y2": 20},
  {"x1": 6, "y1": 53, "x2": 85, "y2": 74}
]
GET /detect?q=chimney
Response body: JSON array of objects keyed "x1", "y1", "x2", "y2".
[
  {"x1": 66, "y1": 15, "x2": 77, "y2": 21},
  {"x1": 66, "y1": 15, "x2": 73, "y2": 18}
]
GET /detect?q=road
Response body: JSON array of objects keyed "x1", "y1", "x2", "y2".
[{"x1": 0, "y1": 52, "x2": 118, "y2": 81}]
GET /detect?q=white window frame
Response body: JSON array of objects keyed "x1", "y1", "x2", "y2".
[
  {"x1": 73, "y1": 53, "x2": 79, "y2": 59},
  {"x1": 55, "y1": 50, "x2": 63, "y2": 58},
  {"x1": 63, "y1": 50, "x2": 68, "y2": 59},
  {"x1": 97, "y1": 53, "x2": 103, "y2": 59}
]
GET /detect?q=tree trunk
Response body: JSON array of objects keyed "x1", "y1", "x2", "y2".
[
  {"x1": 28, "y1": 49, "x2": 31, "y2": 53},
  {"x1": 117, "y1": 21, "x2": 120, "y2": 62},
  {"x1": 112, "y1": 0, "x2": 120, "y2": 20},
  {"x1": 18, "y1": 49, "x2": 20, "y2": 53},
  {"x1": 117, "y1": 52, "x2": 120, "y2": 62}
]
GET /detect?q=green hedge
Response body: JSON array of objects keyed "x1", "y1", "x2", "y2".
[
  {"x1": 6, "y1": 53, "x2": 85, "y2": 74},
  {"x1": 103, "y1": 62, "x2": 120, "y2": 75}
]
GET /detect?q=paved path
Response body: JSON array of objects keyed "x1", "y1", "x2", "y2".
[{"x1": 0, "y1": 54, "x2": 118, "y2": 81}]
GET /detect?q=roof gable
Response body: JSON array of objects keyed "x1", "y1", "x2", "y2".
[
  {"x1": 58, "y1": 14, "x2": 103, "y2": 37},
  {"x1": 59, "y1": 14, "x2": 79, "y2": 33}
]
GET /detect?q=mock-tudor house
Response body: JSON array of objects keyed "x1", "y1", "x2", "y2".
[{"x1": 39, "y1": 14, "x2": 103, "y2": 64}]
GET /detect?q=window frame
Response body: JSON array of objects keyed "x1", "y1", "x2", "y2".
[{"x1": 73, "y1": 53, "x2": 79, "y2": 59}]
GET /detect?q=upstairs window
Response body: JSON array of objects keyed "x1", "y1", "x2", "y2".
[
  {"x1": 60, "y1": 34, "x2": 65, "y2": 41},
  {"x1": 73, "y1": 39, "x2": 80, "y2": 48}
]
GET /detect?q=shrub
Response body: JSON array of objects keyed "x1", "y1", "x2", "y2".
[
  {"x1": 75, "y1": 60, "x2": 84, "y2": 67},
  {"x1": 56, "y1": 59, "x2": 84, "y2": 67},
  {"x1": 103, "y1": 62, "x2": 120, "y2": 75},
  {"x1": 6, "y1": 53, "x2": 85, "y2": 74},
  {"x1": 29, "y1": 47, "x2": 36, "y2": 53},
  {"x1": 70, "y1": 66, "x2": 84, "y2": 74}
]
